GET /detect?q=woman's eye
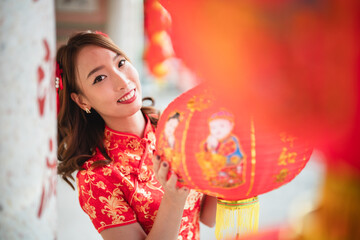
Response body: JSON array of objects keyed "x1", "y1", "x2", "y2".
[
  {"x1": 93, "y1": 75, "x2": 106, "y2": 85},
  {"x1": 118, "y1": 59, "x2": 126, "y2": 68}
]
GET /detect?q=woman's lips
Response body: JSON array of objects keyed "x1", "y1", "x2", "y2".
[{"x1": 117, "y1": 89, "x2": 136, "y2": 104}]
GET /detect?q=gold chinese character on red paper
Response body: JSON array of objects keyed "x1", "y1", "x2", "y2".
[{"x1": 278, "y1": 147, "x2": 298, "y2": 165}]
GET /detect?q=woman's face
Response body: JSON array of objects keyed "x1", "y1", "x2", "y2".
[{"x1": 73, "y1": 45, "x2": 142, "y2": 123}]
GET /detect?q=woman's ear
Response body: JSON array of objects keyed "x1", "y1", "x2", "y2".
[{"x1": 71, "y1": 92, "x2": 91, "y2": 111}]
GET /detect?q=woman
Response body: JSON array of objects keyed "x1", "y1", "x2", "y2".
[{"x1": 56, "y1": 31, "x2": 216, "y2": 240}]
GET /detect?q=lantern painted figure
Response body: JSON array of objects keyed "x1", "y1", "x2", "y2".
[
  {"x1": 156, "y1": 85, "x2": 313, "y2": 239},
  {"x1": 164, "y1": 112, "x2": 181, "y2": 149},
  {"x1": 197, "y1": 110, "x2": 245, "y2": 188},
  {"x1": 157, "y1": 111, "x2": 185, "y2": 178}
]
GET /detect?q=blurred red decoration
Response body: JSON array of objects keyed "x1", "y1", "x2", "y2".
[
  {"x1": 239, "y1": 227, "x2": 283, "y2": 240},
  {"x1": 159, "y1": 1, "x2": 359, "y2": 239},
  {"x1": 144, "y1": 0, "x2": 174, "y2": 80},
  {"x1": 144, "y1": 0, "x2": 171, "y2": 36},
  {"x1": 160, "y1": 0, "x2": 359, "y2": 160},
  {"x1": 156, "y1": 84, "x2": 313, "y2": 238}
]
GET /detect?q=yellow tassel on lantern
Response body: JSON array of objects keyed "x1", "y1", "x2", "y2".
[{"x1": 215, "y1": 197, "x2": 259, "y2": 240}]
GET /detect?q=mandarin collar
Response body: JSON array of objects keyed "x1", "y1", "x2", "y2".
[{"x1": 103, "y1": 115, "x2": 156, "y2": 182}]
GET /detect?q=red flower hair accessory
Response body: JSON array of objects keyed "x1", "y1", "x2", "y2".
[
  {"x1": 94, "y1": 31, "x2": 109, "y2": 38},
  {"x1": 55, "y1": 62, "x2": 63, "y2": 114}
]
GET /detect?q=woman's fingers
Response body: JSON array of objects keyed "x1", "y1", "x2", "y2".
[
  {"x1": 152, "y1": 156, "x2": 189, "y2": 198},
  {"x1": 152, "y1": 155, "x2": 161, "y2": 173},
  {"x1": 156, "y1": 161, "x2": 169, "y2": 184},
  {"x1": 166, "y1": 170, "x2": 178, "y2": 188},
  {"x1": 152, "y1": 155, "x2": 171, "y2": 186},
  {"x1": 165, "y1": 171, "x2": 190, "y2": 203}
]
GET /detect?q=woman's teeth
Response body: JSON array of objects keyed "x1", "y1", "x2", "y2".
[{"x1": 118, "y1": 89, "x2": 135, "y2": 102}]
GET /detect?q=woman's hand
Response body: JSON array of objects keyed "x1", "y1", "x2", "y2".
[
  {"x1": 152, "y1": 156, "x2": 189, "y2": 205},
  {"x1": 142, "y1": 156, "x2": 189, "y2": 240}
]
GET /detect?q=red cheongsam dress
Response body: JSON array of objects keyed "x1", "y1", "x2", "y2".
[{"x1": 76, "y1": 116, "x2": 203, "y2": 239}]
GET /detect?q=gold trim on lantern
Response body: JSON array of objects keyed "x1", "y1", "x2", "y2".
[
  {"x1": 246, "y1": 119, "x2": 256, "y2": 196},
  {"x1": 217, "y1": 197, "x2": 259, "y2": 207},
  {"x1": 181, "y1": 110, "x2": 197, "y2": 188}
]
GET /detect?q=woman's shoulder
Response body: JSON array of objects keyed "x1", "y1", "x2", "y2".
[{"x1": 76, "y1": 149, "x2": 110, "y2": 179}]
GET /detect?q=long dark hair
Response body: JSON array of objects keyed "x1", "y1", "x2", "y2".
[{"x1": 57, "y1": 31, "x2": 159, "y2": 189}]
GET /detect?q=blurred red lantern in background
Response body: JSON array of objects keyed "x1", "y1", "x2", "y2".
[
  {"x1": 144, "y1": 0, "x2": 174, "y2": 80},
  {"x1": 144, "y1": 0, "x2": 171, "y2": 36},
  {"x1": 160, "y1": 0, "x2": 359, "y2": 155},
  {"x1": 156, "y1": 85, "x2": 313, "y2": 239},
  {"x1": 143, "y1": 31, "x2": 174, "y2": 78}
]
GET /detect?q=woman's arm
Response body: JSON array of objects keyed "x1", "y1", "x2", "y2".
[
  {"x1": 200, "y1": 195, "x2": 217, "y2": 227},
  {"x1": 101, "y1": 158, "x2": 189, "y2": 240}
]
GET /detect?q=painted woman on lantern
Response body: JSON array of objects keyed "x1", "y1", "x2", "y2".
[
  {"x1": 158, "y1": 111, "x2": 183, "y2": 171},
  {"x1": 164, "y1": 112, "x2": 181, "y2": 149},
  {"x1": 197, "y1": 110, "x2": 245, "y2": 188}
]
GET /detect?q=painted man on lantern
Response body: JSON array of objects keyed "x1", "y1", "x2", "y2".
[{"x1": 197, "y1": 110, "x2": 245, "y2": 188}]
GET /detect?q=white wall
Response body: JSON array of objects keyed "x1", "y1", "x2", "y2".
[{"x1": 0, "y1": 1, "x2": 57, "y2": 239}]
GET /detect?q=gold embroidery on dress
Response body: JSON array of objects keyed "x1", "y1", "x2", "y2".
[
  {"x1": 99, "y1": 188, "x2": 130, "y2": 224},
  {"x1": 83, "y1": 202, "x2": 96, "y2": 219},
  {"x1": 78, "y1": 162, "x2": 98, "y2": 220},
  {"x1": 127, "y1": 139, "x2": 142, "y2": 151},
  {"x1": 95, "y1": 181, "x2": 106, "y2": 190},
  {"x1": 102, "y1": 168, "x2": 112, "y2": 176},
  {"x1": 184, "y1": 190, "x2": 202, "y2": 211},
  {"x1": 133, "y1": 188, "x2": 154, "y2": 218}
]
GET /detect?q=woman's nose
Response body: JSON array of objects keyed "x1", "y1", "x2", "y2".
[{"x1": 112, "y1": 72, "x2": 130, "y2": 91}]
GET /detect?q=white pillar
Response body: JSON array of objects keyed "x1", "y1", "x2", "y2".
[
  {"x1": 106, "y1": 0, "x2": 144, "y2": 77},
  {"x1": 0, "y1": 1, "x2": 57, "y2": 239}
]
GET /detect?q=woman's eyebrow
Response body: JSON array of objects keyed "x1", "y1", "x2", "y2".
[
  {"x1": 86, "y1": 53, "x2": 121, "y2": 79},
  {"x1": 87, "y1": 65, "x2": 104, "y2": 79}
]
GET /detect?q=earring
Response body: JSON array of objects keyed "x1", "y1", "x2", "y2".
[{"x1": 85, "y1": 108, "x2": 91, "y2": 114}]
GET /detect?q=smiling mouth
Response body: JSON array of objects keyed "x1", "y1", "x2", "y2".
[{"x1": 117, "y1": 89, "x2": 136, "y2": 103}]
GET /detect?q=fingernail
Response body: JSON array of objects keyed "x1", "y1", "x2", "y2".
[{"x1": 162, "y1": 162, "x2": 168, "y2": 167}]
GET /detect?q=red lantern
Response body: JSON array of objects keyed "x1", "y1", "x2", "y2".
[
  {"x1": 144, "y1": 0, "x2": 171, "y2": 36},
  {"x1": 144, "y1": 0, "x2": 174, "y2": 80},
  {"x1": 143, "y1": 31, "x2": 174, "y2": 78},
  {"x1": 156, "y1": 85, "x2": 313, "y2": 239}
]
